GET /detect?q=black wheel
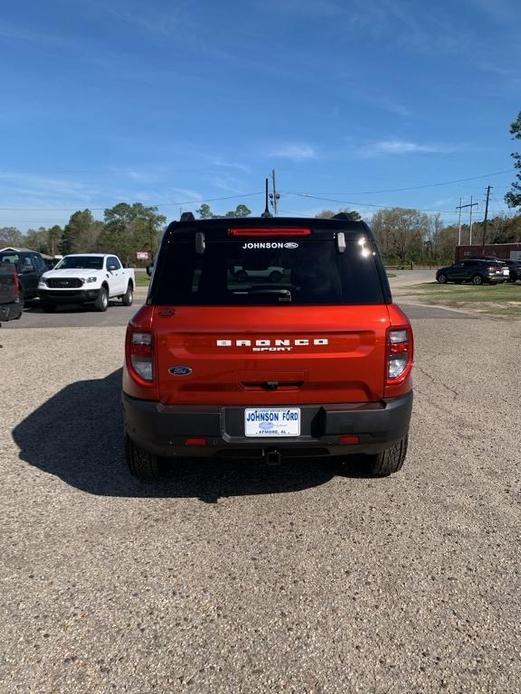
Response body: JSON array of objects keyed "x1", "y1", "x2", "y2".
[
  {"x1": 472, "y1": 274, "x2": 483, "y2": 285},
  {"x1": 437, "y1": 273, "x2": 448, "y2": 284},
  {"x1": 94, "y1": 286, "x2": 109, "y2": 312},
  {"x1": 125, "y1": 434, "x2": 161, "y2": 480},
  {"x1": 362, "y1": 435, "x2": 408, "y2": 477},
  {"x1": 122, "y1": 283, "x2": 134, "y2": 306}
]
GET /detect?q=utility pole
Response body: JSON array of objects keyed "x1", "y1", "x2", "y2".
[
  {"x1": 456, "y1": 197, "x2": 462, "y2": 245},
  {"x1": 481, "y1": 185, "x2": 492, "y2": 247},
  {"x1": 269, "y1": 169, "x2": 280, "y2": 216},
  {"x1": 469, "y1": 196, "x2": 478, "y2": 245},
  {"x1": 456, "y1": 198, "x2": 479, "y2": 245}
]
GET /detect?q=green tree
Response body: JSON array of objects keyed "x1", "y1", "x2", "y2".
[
  {"x1": 224, "y1": 204, "x2": 251, "y2": 218},
  {"x1": 371, "y1": 208, "x2": 429, "y2": 264},
  {"x1": 506, "y1": 111, "x2": 521, "y2": 209},
  {"x1": 60, "y1": 209, "x2": 97, "y2": 255},
  {"x1": 0, "y1": 226, "x2": 24, "y2": 248},
  {"x1": 47, "y1": 225, "x2": 63, "y2": 256},
  {"x1": 314, "y1": 208, "x2": 361, "y2": 220},
  {"x1": 98, "y1": 202, "x2": 166, "y2": 265},
  {"x1": 25, "y1": 227, "x2": 51, "y2": 254},
  {"x1": 196, "y1": 203, "x2": 213, "y2": 219}
]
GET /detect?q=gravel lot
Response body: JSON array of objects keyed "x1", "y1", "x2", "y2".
[{"x1": 0, "y1": 313, "x2": 520, "y2": 692}]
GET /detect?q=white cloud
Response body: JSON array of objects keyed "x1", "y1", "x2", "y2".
[
  {"x1": 169, "y1": 188, "x2": 203, "y2": 202},
  {"x1": 358, "y1": 140, "x2": 454, "y2": 157},
  {"x1": 271, "y1": 144, "x2": 317, "y2": 161}
]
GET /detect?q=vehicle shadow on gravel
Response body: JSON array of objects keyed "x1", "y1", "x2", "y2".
[{"x1": 12, "y1": 369, "x2": 369, "y2": 502}]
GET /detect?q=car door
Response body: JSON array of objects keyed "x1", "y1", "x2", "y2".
[
  {"x1": 448, "y1": 262, "x2": 466, "y2": 281},
  {"x1": 19, "y1": 253, "x2": 40, "y2": 299},
  {"x1": 460, "y1": 261, "x2": 479, "y2": 281},
  {"x1": 107, "y1": 256, "x2": 125, "y2": 295}
]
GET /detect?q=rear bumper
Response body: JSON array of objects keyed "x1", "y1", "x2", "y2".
[
  {"x1": 123, "y1": 392, "x2": 413, "y2": 458},
  {"x1": 0, "y1": 300, "x2": 22, "y2": 322},
  {"x1": 39, "y1": 288, "x2": 99, "y2": 303}
]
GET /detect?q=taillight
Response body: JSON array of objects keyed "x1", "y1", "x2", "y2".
[
  {"x1": 127, "y1": 330, "x2": 154, "y2": 382},
  {"x1": 386, "y1": 327, "x2": 413, "y2": 384},
  {"x1": 228, "y1": 228, "x2": 311, "y2": 237}
]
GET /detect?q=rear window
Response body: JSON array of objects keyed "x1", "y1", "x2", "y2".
[{"x1": 152, "y1": 231, "x2": 386, "y2": 306}]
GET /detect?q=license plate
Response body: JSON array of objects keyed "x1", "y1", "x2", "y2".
[{"x1": 244, "y1": 408, "x2": 301, "y2": 437}]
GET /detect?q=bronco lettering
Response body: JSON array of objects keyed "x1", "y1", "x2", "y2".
[{"x1": 216, "y1": 338, "x2": 329, "y2": 347}]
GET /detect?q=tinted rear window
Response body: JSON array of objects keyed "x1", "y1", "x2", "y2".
[{"x1": 152, "y1": 232, "x2": 385, "y2": 306}]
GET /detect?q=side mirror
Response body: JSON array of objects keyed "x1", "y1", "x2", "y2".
[
  {"x1": 146, "y1": 264, "x2": 153, "y2": 276},
  {"x1": 107, "y1": 265, "x2": 117, "y2": 272}
]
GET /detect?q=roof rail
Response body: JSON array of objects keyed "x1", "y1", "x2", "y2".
[{"x1": 180, "y1": 212, "x2": 195, "y2": 222}]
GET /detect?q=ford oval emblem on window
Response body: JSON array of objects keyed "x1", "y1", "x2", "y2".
[
  {"x1": 284, "y1": 242, "x2": 299, "y2": 249},
  {"x1": 169, "y1": 366, "x2": 192, "y2": 376}
]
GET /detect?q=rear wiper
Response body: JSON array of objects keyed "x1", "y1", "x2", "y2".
[{"x1": 232, "y1": 288, "x2": 292, "y2": 302}]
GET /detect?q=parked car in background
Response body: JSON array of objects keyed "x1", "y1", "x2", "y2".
[
  {"x1": 0, "y1": 248, "x2": 48, "y2": 302},
  {"x1": 0, "y1": 261, "x2": 23, "y2": 322},
  {"x1": 504, "y1": 260, "x2": 521, "y2": 282},
  {"x1": 436, "y1": 259, "x2": 506, "y2": 285},
  {"x1": 38, "y1": 253, "x2": 135, "y2": 312}
]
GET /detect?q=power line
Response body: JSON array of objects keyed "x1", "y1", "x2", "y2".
[
  {"x1": 0, "y1": 192, "x2": 264, "y2": 213},
  {"x1": 284, "y1": 168, "x2": 515, "y2": 196},
  {"x1": 284, "y1": 191, "x2": 462, "y2": 214}
]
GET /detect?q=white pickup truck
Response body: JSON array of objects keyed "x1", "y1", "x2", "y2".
[{"x1": 38, "y1": 253, "x2": 135, "y2": 312}]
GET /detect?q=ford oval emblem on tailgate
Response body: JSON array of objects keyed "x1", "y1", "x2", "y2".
[{"x1": 169, "y1": 366, "x2": 192, "y2": 376}]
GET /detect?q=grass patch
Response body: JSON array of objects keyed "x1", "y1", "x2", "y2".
[
  {"x1": 399, "y1": 282, "x2": 521, "y2": 318},
  {"x1": 135, "y1": 273, "x2": 150, "y2": 287},
  {"x1": 404, "y1": 282, "x2": 521, "y2": 303}
]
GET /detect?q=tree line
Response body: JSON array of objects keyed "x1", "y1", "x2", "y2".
[{"x1": 1, "y1": 202, "x2": 521, "y2": 268}]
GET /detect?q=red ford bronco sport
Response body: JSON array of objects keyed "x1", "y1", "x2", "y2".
[{"x1": 123, "y1": 214, "x2": 413, "y2": 479}]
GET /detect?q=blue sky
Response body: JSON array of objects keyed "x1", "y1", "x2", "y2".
[{"x1": 1, "y1": 0, "x2": 520, "y2": 230}]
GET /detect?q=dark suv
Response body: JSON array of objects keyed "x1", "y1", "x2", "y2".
[
  {"x1": 0, "y1": 249, "x2": 48, "y2": 302},
  {"x1": 436, "y1": 259, "x2": 505, "y2": 285},
  {"x1": 505, "y1": 260, "x2": 521, "y2": 282}
]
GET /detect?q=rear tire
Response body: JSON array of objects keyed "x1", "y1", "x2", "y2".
[
  {"x1": 362, "y1": 435, "x2": 408, "y2": 477},
  {"x1": 437, "y1": 273, "x2": 447, "y2": 284},
  {"x1": 122, "y1": 283, "x2": 134, "y2": 306},
  {"x1": 95, "y1": 286, "x2": 109, "y2": 312},
  {"x1": 125, "y1": 435, "x2": 161, "y2": 480},
  {"x1": 472, "y1": 274, "x2": 483, "y2": 285}
]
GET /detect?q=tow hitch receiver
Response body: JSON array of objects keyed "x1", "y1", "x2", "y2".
[{"x1": 266, "y1": 450, "x2": 282, "y2": 466}]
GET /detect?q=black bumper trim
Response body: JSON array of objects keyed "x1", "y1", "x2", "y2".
[
  {"x1": 39, "y1": 289, "x2": 99, "y2": 303},
  {"x1": 123, "y1": 392, "x2": 413, "y2": 458}
]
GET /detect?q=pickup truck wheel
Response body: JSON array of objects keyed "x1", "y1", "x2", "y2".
[
  {"x1": 95, "y1": 286, "x2": 109, "y2": 312},
  {"x1": 125, "y1": 435, "x2": 161, "y2": 480},
  {"x1": 122, "y1": 283, "x2": 134, "y2": 306},
  {"x1": 362, "y1": 435, "x2": 408, "y2": 477},
  {"x1": 472, "y1": 274, "x2": 483, "y2": 285}
]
